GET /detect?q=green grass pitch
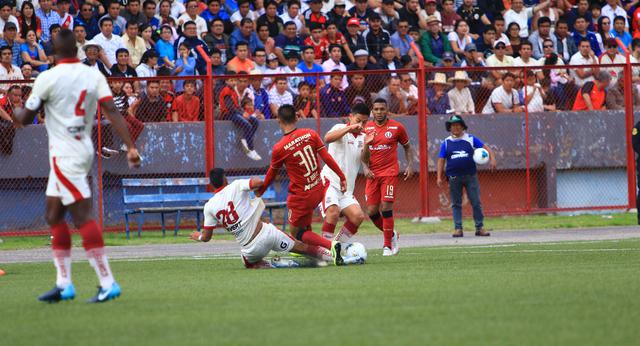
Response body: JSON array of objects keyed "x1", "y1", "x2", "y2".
[{"x1": 2, "y1": 239, "x2": 640, "y2": 345}]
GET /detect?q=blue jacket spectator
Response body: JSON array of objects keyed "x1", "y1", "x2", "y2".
[
  {"x1": 320, "y1": 75, "x2": 350, "y2": 117},
  {"x1": 229, "y1": 19, "x2": 263, "y2": 57},
  {"x1": 174, "y1": 21, "x2": 210, "y2": 75},
  {"x1": 75, "y1": 4, "x2": 100, "y2": 39}
]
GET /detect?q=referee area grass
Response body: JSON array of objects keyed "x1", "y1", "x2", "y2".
[
  {"x1": 2, "y1": 238, "x2": 639, "y2": 345},
  {"x1": 0, "y1": 212, "x2": 636, "y2": 250}
]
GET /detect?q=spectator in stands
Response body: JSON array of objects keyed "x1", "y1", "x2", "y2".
[
  {"x1": 606, "y1": 74, "x2": 640, "y2": 110},
  {"x1": 426, "y1": 73, "x2": 451, "y2": 115},
  {"x1": 304, "y1": 0, "x2": 328, "y2": 28},
  {"x1": 229, "y1": 18, "x2": 262, "y2": 57},
  {"x1": 121, "y1": 0, "x2": 146, "y2": 27},
  {"x1": 294, "y1": 81, "x2": 318, "y2": 118},
  {"x1": 400, "y1": 73, "x2": 418, "y2": 114},
  {"x1": 140, "y1": 23, "x2": 156, "y2": 51},
  {"x1": 376, "y1": 76, "x2": 407, "y2": 116},
  {"x1": 131, "y1": 80, "x2": 167, "y2": 122},
  {"x1": 82, "y1": 43, "x2": 110, "y2": 76},
  {"x1": 100, "y1": 1, "x2": 126, "y2": 36},
  {"x1": 347, "y1": 49, "x2": 377, "y2": 71},
  {"x1": 0, "y1": 45, "x2": 23, "y2": 80},
  {"x1": 573, "y1": 15, "x2": 601, "y2": 57},
  {"x1": 110, "y1": 48, "x2": 137, "y2": 77},
  {"x1": 602, "y1": 0, "x2": 628, "y2": 29},
  {"x1": 122, "y1": 22, "x2": 146, "y2": 66},
  {"x1": 610, "y1": 16, "x2": 632, "y2": 53},
  {"x1": 304, "y1": 22, "x2": 328, "y2": 64},
  {"x1": 421, "y1": 15, "x2": 451, "y2": 65},
  {"x1": 377, "y1": 0, "x2": 399, "y2": 34},
  {"x1": 554, "y1": 19, "x2": 577, "y2": 64},
  {"x1": 377, "y1": 44, "x2": 401, "y2": 73},
  {"x1": 171, "y1": 80, "x2": 200, "y2": 122},
  {"x1": 178, "y1": 0, "x2": 207, "y2": 38},
  {"x1": 448, "y1": 71, "x2": 474, "y2": 114},
  {"x1": 449, "y1": 19, "x2": 473, "y2": 59},
  {"x1": 345, "y1": 73, "x2": 372, "y2": 108},
  {"x1": 475, "y1": 26, "x2": 496, "y2": 57},
  {"x1": 157, "y1": 0, "x2": 176, "y2": 27},
  {"x1": 280, "y1": 0, "x2": 303, "y2": 34},
  {"x1": 486, "y1": 41, "x2": 514, "y2": 86},
  {"x1": 424, "y1": 0, "x2": 440, "y2": 24},
  {"x1": 600, "y1": 38, "x2": 626, "y2": 86},
  {"x1": 529, "y1": 17, "x2": 556, "y2": 60},
  {"x1": 20, "y1": 62, "x2": 33, "y2": 80},
  {"x1": 390, "y1": 19, "x2": 413, "y2": 58},
  {"x1": 251, "y1": 47, "x2": 268, "y2": 73},
  {"x1": 320, "y1": 72, "x2": 350, "y2": 117},
  {"x1": 227, "y1": 41, "x2": 255, "y2": 73},
  {"x1": 506, "y1": 22, "x2": 523, "y2": 58},
  {"x1": 91, "y1": 17, "x2": 125, "y2": 68},
  {"x1": 269, "y1": 76, "x2": 294, "y2": 116},
  {"x1": 504, "y1": 0, "x2": 551, "y2": 38},
  {"x1": 0, "y1": 84, "x2": 18, "y2": 154},
  {"x1": 200, "y1": 0, "x2": 230, "y2": 24},
  {"x1": 521, "y1": 70, "x2": 553, "y2": 112},
  {"x1": 75, "y1": 3, "x2": 100, "y2": 40},
  {"x1": 326, "y1": 21, "x2": 354, "y2": 64},
  {"x1": 595, "y1": 16, "x2": 613, "y2": 54},
  {"x1": 56, "y1": 0, "x2": 72, "y2": 30},
  {"x1": 156, "y1": 25, "x2": 176, "y2": 67},
  {"x1": 565, "y1": 0, "x2": 592, "y2": 31},
  {"x1": 174, "y1": 42, "x2": 196, "y2": 93},
  {"x1": 256, "y1": 22, "x2": 276, "y2": 55},
  {"x1": 249, "y1": 70, "x2": 270, "y2": 119},
  {"x1": 231, "y1": 0, "x2": 259, "y2": 29},
  {"x1": 457, "y1": 0, "x2": 490, "y2": 39},
  {"x1": 280, "y1": 51, "x2": 302, "y2": 95},
  {"x1": 345, "y1": 17, "x2": 366, "y2": 58},
  {"x1": 322, "y1": 44, "x2": 347, "y2": 89},
  {"x1": 74, "y1": 24, "x2": 88, "y2": 60},
  {"x1": 18, "y1": 2, "x2": 41, "y2": 41},
  {"x1": 0, "y1": 23, "x2": 22, "y2": 68},
  {"x1": 135, "y1": 48, "x2": 158, "y2": 90},
  {"x1": 257, "y1": 1, "x2": 283, "y2": 38},
  {"x1": 482, "y1": 72, "x2": 522, "y2": 113},
  {"x1": 203, "y1": 19, "x2": 229, "y2": 64},
  {"x1": 572, "y1": 71, "x2": 611, "y2": 111},
  {"x1": 296, "y1": 45, "x2": 322, "y2": 87},
  {"x1": 35, "y1": 0, "x2": 60, "y2": 42},
  {"x1": 142, "y1": 0, "x2": 161, "y2": 32},
  {"x1": 514, "y1": 41, "x2": 544, "y2": 81},
  {"x1": 440, "y1": 0, "x2": 461, "y2": 34},
  {"x1": 570, "y1": 38, "x2": 600, "y2": 87},
  {"x1": 274, "y1": 21, "x2": 303, "y2": 65},
  {"x1": 174, "y1": 21, "x2": 210, "y2": 75},
  {"x1": 364, "y1": 13, "x2": 390, "y2": 64},
  {"x1": 349, "y1": 0, "x2": 373, "y2": 29}
]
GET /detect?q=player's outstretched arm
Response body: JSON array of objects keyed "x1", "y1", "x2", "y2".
[
  {"x1": 100, "y1": 98, "x2": 141, "y2": 168},
  {"x1": 257, "y1": 166, "x2": 277, "y2": 197},
  {"x1": 362, "y1": 133, "x2": 375, "y2": 179},
  {"x1": 191, "y1": 228, "x2": 214, "y2": 242},
  {"x1": 403, "y1": 143, "x2": 415, "y2": 181},
  {"x1": 324, "y1": 123, "x2": 362, "y2": 144},
  {"x1": 249, "y1": 177, "x2": 264, "y2": 191}
]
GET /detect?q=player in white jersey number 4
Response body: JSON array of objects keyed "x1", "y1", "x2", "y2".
[
  {"x1": 319, "y1": 103, "x2": 369, "y2": 243},
  {"x1": 190, "y1": 168, "x2": 345, "y2": 268},
  {"x1": 12, "y1": 29, "x2": 141, "y2": 303}
]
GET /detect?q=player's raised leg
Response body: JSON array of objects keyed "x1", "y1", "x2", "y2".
[{"x1": 333, "y1": 204, "x2": 366, "y2": 242}]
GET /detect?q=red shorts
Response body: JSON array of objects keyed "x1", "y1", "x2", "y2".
[
  {"x1": 287, "y1": 186, "x2": 326, "y2": 229},
  {"x1": 365, "y1": 176, "x2": 398, "y2": 205}
]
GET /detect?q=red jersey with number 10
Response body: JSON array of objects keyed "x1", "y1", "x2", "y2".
[
  {"x1": 270, "y1": 128, "x2": 326, "y2": 195},
  {"x1": 364, "y1": 118, "x2": 410, "y2": 177}
]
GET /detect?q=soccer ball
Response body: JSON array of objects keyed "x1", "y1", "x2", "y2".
[
  {"x1": 473, "y1": 148, "x2": 490, "y2": 165},
  {"x1": 343, "y1": 242, "x2": 367, "y2": 264}
]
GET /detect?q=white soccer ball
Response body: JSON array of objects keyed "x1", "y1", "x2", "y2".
[
  {"x1": 473, "y1": 148, "x2": 490, "y2": 165},
  {"x1": 343, "y1": 242, "x2": 367, "y2": 264}
]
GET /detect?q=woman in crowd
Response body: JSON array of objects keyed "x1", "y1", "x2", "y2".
[
  {"x1": 507, "y1": 22, "x2": 523, "y2": 58},
  {"x1": 140, "y1": 24, "x2": 155, "y2": 50},
  {"x1": 20, "y1": 29, "x2": 48, "y2": 72},
  {"x1": 156, "y1": 25, "x2": 176, "y2": 68},
  {"x1": 174, "y1": 42, "x2": 196, "y2": 94},
  {"x1": 449, "y1": 20, "x2": 473, "y2": 59},
  {"x1": 595, "y1": 16, "x2": 612, "y2": 54},
  {"x1": 18, "y1": 2, "x2": 41, "y2": 41}
]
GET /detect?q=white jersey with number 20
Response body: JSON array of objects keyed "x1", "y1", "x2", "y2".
[
  {"x1": 26, "y1": 60, "x2": 113, "y2": 159},
  {"x1": 203, "y1": 179, "x2": 266, "y2": 246}
]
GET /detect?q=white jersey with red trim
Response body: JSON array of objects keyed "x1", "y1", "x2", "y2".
[
  {"x1": 203, "y1": 179, "x2": 265, "y2": 246},
  {"x1": 25, "y1": 59, "x2": 113, "y2": 158},
  {"x1": 320, "y1": 123, "x2": 364, "y2": 195}
]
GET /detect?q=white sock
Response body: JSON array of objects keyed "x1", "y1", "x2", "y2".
[
  {"x1": 321, "y1": 231, "x2": 334, "y2": 240},
  {"x1": 335, "y1": 227, "x2": 354, "y2": 243},
  {"x1": 53, "y1": 249, "x2": 72, "y2": 289},
  {"x1": 86, "y1": 248, "x2": 115, "y2": 289},
  {"x1": 315, "y1": 246, "x2": 333, "y2": 261}
]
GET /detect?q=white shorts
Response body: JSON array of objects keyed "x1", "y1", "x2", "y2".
[
  {"x1": 45, "y1": 155, "x2": 93, "y2": 206},
  {"x1": 240, "y1": 222, "x2": 295, "y2": 264},
  {"x1": 319, "y1": 184, "x2": 359, "y2": 218}
]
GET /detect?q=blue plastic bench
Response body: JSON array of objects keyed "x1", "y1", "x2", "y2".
[{"x1": 122, "y1": 176, "x2": 287, "y2": 238}]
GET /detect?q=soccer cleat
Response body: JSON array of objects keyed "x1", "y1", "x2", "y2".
[
  {"x1": 391, "y1": 230, "x2": 399, "y2": 255},
  {"x1": 331, "y1": 241, "x2": 344, "y2": 266},
  {"x1": 246, "y1": 150, "x2": 262, "y2": 161},
  {"x1": 382, "y1": 247, "x2": 393, "y2": 256},
  {"x1": 270, "y1": 257, "x2": 301, "y2": 268},
  {"x1": 452, "y1": 229, "x2": 464, "y2": 237},
  {"x1": 38, "y1": 284, "x2": 76, "y2": 303},
  {"x1": 87, "y1": 282, "x2": 121, "y2": 303},
  {"x1": 475, "y1": 229, "x2": 491, "y2": 237},
  {"x1": 240, "y1": 139, "x2": 250, "y2": 153}
]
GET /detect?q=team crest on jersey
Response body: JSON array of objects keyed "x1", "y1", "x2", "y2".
[{"x1": 384, "y1": 131, "x2": 392, "y2": 138}]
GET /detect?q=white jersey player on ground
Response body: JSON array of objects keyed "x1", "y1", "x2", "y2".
[
  {"x1": 190, "y1": 168, "x2": 345, "y2": 268},
  {"x1": 12, "y1": 29, "x2": 141, "y2": 303},
  {"x1": 319, "y1": 103, "x2": 369, "y2": 242}
]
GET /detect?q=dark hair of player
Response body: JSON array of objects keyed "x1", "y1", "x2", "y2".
[
  {"x1": 351, "y1": 103, "x2": 370, "y2": 116},
  {"x1": 277, "y1": 105, "x2": 297, "y2": 124},
  {"x1": 209, "y1": 168, "x2": 226, "y2": 188},
  {"x1": 373, "y1": 98, "x2": 387, "y2": 105},
  {"x1": 55, "y1": 28, "x2": 78, "y2": 59}
]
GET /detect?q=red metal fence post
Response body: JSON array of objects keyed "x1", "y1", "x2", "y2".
[
  {"x1": 616, "y1": 39, "x2": 637, "y2": 210},
  {"x1": 411, "y1": 42, "x2": 429, "y2": 217},
  {"x1": 196, "y1": 46, "x2": 215, "y2": 178}
]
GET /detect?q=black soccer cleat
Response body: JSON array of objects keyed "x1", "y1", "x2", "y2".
[{"x1": 37, "y1": 284, "x2": 76, "y2": 303}]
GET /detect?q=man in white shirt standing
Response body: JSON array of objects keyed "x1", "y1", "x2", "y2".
[
  {"x1": 0, "y1": 2, "x2": 19, "y2": 39},
  {"x1": 504, "y1": 0, "x2": 551, "y2": 38},
  {"x1": 570, "y1": 37, "x2": 600, "y2": 87},
  {"x1": 91, "y1": 17, "x2": 125, "y2": 68},
  {"x1": 178, "y1": 0, "x2": 208, "y2": 38},
  {"x1": 482, "y1": 72, "x2": 522, "y2": 113},
  {"x1": 0, "y1": 46, "x2": 23, "y2": 81},
  {"x1": 601, "y1": 0, "x2": 629, "y2": 29}
]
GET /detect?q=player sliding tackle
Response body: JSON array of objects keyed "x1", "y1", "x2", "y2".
[
  {"x1": 12, "y1": 29, "x2": 141, "y2": 303},
  {"x1": 362, "y1": 98, "x2": 414, "y2": 256},
  {"x1": 257, "y1": 105, "x2": 348, "y2": 255},
  {"x1": 190, "y1": 169, "x2": 344, "y2": 268},
  {"x1": 319, "y1": 103, "x2": 370, "y2": 242}
]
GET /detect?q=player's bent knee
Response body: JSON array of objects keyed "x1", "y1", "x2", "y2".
[
  {"x1": 352, "y1": 211, "x2": 366, "y2": 225},
  {"x1": 325, "y1": 206, "x2": 340, "y2": 221}
]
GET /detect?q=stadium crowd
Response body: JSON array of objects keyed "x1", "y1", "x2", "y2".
[{"x1": 2, "y1": 0, "x2": 640, "y2": 157}]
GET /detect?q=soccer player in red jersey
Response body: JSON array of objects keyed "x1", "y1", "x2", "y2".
[
  {"x1": 257, "y1": 105, "x2": 347, "y2": 253},
  {"x1": 362, "y1": 98, "x2": 414, "y2": 256}
]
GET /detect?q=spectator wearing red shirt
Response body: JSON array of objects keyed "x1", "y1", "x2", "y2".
[
  {"x1": 572, "y1": 71, "x2": 611, "y2": 111},
  {"x1": 303, "y1": 22, "x2": 329, "y2": 64},
  {"x1": 171, "y1": 80, "x2": 201, "y2": 122}
]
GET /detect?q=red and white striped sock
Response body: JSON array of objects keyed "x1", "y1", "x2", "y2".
[
  {"x1": 51, "y1": 222, "x2": 72, "y2": 288},
  {"x1": 79, "y1": 220, "x2": 115, "y2": 289},
  {"x1": 321, "y1": 221, "x2": 336, "y2": 240},
  {"x1": 335, "y1": 220, "x2": 359, "y2": 242}
]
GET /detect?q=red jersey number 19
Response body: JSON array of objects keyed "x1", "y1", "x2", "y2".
[{"x1": 293, "y1": 144, "x2": 318, "y2": 178}]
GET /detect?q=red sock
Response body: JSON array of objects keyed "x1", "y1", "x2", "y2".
[
  {"x1": 382, "y1": 215, "x2": 394, "y2": 248},
  {"x1": 51, "y1": 222, "x2": 71, "y2": 250},
  {"x1": 78, "y1": 220, "x2": 104, "y2": 251},
  {"x1": 301, "y1": 229, "x2": 332, "y2": 249},
  {"x1": 335, "y1": 220, "x2": 359, "y2": 242},
  {"x1": 370, "y1": 213, "x2": 384, "y2": 232},
  {"x1": 321, "y1": 221, "x2": 336, "y2": 240}
]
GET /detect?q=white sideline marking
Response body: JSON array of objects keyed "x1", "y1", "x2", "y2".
[{"x1": 452, "y1": 248, "x2": 640, "y2": 254}]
